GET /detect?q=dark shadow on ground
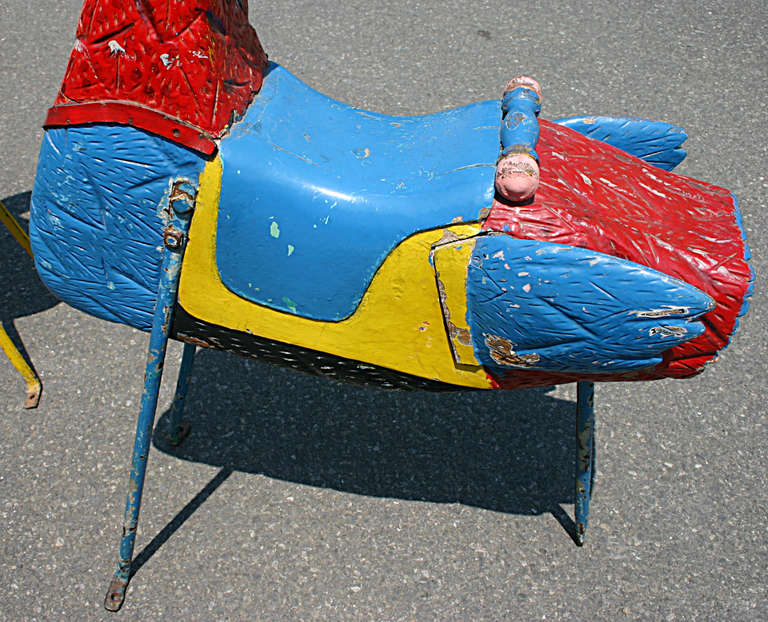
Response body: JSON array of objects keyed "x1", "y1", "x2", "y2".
[
  {"x1": 152, "y1": 347, "x2": 582, "y2": 520},
  {"x1": 1, "y1": 191, "x2": 60, "y2": 405},
  {"x1": 0, "y1": 191, "x2": 586, "y2": 564},
  {"x1": 134, "y1": 347, "x2": 586, "y2": 577},
  {"x1": 1, "y1": 191, "x2": 59, "y2": 321}
]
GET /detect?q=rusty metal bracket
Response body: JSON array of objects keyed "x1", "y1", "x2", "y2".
[
  {"x1": 163, "y1": 226, "x2": 185, "y2": 251},
  {"x1": 168, "y1": 179, "x2": 197, "y2": 216}
]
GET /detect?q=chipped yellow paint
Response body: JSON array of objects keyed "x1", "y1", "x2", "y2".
[
  {"x1": 432, "y1": 234, "x2": 481, "y2": 366},
  {"x1": 179, "y1": 156, "x2": 492, "y2": 389}
]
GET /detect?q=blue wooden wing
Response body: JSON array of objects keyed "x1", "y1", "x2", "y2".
[
  {"x1": 467, "y1": 235, "x2": 714, "y2": 373},
  {"x1": 554, "y1": 116, "x2": 687, "y2": 171}
]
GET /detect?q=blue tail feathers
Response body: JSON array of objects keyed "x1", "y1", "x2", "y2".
[
  {"x1": 554, "y1": 116, "x2": 687, "y2": 171},
  {"x1": 466, "y1": 235, "x2": 714, "y2": 374}
]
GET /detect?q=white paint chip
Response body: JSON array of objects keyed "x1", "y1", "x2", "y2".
[{"x1": 107, "y1": 40, "x2": 126, "y2": 55}]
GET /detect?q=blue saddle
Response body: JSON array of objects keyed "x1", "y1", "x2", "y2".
[{"x1": 217, "y1": 63, "x2": 500, "y2": 321}]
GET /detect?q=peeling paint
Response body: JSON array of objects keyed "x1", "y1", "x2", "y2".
[
  {"x1": 637, "y1": 181, "x2": 667, "y2": 198},
  {"x1": 483, "y1": 333, "x2": 540, "y2": 367},
  {"x1": 436, "y1": 276, "x2": 470, "y2": 346},
  {"x1": 634, "y1": 306, "x2": 690, "y2": 318},
  {"x1": 108, "y1": 40, "x2": 126, "y2": 56},
  {"x1": 649, "y1": 325, "x2": 687, "y2": 337},
  {"x1": 160, "y1": 53, "x2": 174, "y2": 68},
  {"x1": 282, "y1": 297, "x2": 298, "y2": 313},
  {"x1": 436, "y1": 229, "x2": 461, "y2": 245}
]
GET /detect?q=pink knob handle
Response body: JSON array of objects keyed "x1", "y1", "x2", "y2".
[
  {"x1": 495, "y1": 153, "x2": 540, "y2": 203},
  {"x1": 504, "y1": 76, "x2": 542, "y2": 100}
]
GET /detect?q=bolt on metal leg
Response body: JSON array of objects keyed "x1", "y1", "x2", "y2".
[
  {"x1": 574, "y1": 380, "x2": 595, "y2": 546},
  {"x1": 168, "y1": 342, "x2": 196, "y2": 446},
  {"x1": 104, "y1": 184, "x2": 195, "y2": 612}
]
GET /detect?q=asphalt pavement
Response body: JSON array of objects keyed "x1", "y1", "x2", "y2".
[{"x1": 1, "y1": 1, "x2": 766, "y2": 620}]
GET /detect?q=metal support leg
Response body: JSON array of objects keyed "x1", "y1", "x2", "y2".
[
  {"x1": 1, "y1": 200, "x2": 40, "y2": 408},
  {"x1": 0, "y1": 199, "x2": 34, "y2": 257},
  {"x1": 104, "y1": 183, "x2": 195, "y2": 612},
  {"x1": 574, "y1": 380, "x2": 595, "y2": 546},
  {"x1": 168, "y1": 342, "x2": 196, "y2": 446},
  {"x1": 0, "y1": 323, "x2": 41, "y2": 408}
]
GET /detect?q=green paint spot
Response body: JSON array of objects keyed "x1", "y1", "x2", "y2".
[
  {"x1": 270, "y1": 221, "x2": 280, "y2": 238},
  {"x1": 282, "y1": 297, "x2": 298, "y2": 314},
  {"x1": 287, "y1": 244, "x2": 295, "y2": 256}
]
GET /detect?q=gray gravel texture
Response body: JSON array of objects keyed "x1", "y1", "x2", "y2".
[{"x1": 1, "y1": 1, "x2": 766, "y2": 620}]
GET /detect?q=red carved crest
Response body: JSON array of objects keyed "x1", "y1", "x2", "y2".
[{"x1": 45, "y1": 0, "x2": 268, "y2": 154}]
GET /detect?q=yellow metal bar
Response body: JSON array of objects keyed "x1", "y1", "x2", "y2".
[
  {"x1": 0, "y1": 199, "x2": 40, "y2": 407},
  {"x1": 0, "y1": 199, "x2": 33, "y2": 258},
  {"x1": 0, "y1": 323, "x2": 41, "y2": 408}
]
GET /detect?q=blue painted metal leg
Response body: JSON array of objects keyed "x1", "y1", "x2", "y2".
[
  {"x1": 574, "y1": 380, "x2": 595, "y2": 546},
  {"x1": 104, "y1": 183, "x2": 195, "y2": 612},
  {"x1": 168, "y1": 343, "x2": 196, "y2": 446}
]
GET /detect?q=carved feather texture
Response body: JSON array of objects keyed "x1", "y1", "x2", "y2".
[
  {"x1": 468, "y1": 235, "x2": 714, "y2": 373},
  {"x1": 30, "y1": 125, "x2": 206, "y2": 330},
  {"x1": 554, "y1": 116, "x2": 687, "y2": 171}
]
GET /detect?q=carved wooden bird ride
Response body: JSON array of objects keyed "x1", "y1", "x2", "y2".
[{"x1": 28, "y1": 0, "x2": 754, "y2": 610}]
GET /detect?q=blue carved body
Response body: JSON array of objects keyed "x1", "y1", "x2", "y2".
[
  {"x1": 31, "y1": 125, "x2": 206, "y2": 330},
  {"x1": 29, "y1": 63, "x2": 749, "y2": 380}
]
